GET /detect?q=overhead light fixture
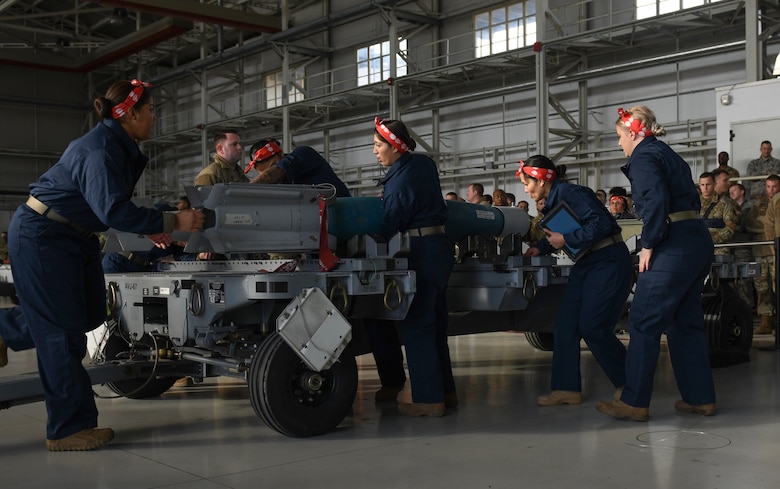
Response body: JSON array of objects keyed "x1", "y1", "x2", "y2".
[
  {"x1": 52, "y1": 37, "x2": 70, "y2": 53},
  {"x1": 109, "y1": 8, "x2": 128, "y2": 26},
  {"x1": 773, "y1": 52, "x2": 780, "y2": 77}
]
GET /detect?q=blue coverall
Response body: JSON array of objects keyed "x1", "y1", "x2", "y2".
[
  {"x1": 376, "y1": 152, "x2": 456, "y2": 403},
  {"x1": 535, "y1": 180, "x2": 632, "y2": 392},
  {"x1": 620, "y1": 136, "x2": 716, "y2": 408},
  {"x1": 0, "y1": 118, "x2": 173, "y2": 440},
  {"x1": 277, "y1": 146, "x2": 351, "y2": 197}
]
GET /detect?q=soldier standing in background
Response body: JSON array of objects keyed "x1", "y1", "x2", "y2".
[
  {"x1": 715, "y1": 151, "x2": 740, "y2": 179},
  {"x1": 745, "y1": 175, "x2": 780, "y2": 335},
  {"x1": 194, "y1": 130, "x2": 248, "y2": 186},
  {"x1": 746, "y1": 141, "x2": 780, "y2": 200}
]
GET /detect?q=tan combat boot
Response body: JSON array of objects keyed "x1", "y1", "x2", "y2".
[
  {"x1": 537, "y1": 390, "x2": 583, "y2": 406},
  {"x1": 595, "y1": 399, "x2": 649, "y2": 421},
  {"x1": 675, "y1": 400, "x2": 717, "y2": 416},
  {"x1": 754, "y1": 315, "x2": 774, "y2": 335},
  {"x1": 46, "y1": 428, "x2": 115, "y2": 451},
  {"x1": 398, "y1": 402, "x2": 446, "y2": 417}
]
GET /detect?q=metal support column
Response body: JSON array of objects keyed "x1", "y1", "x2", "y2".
[
  {"x1": 578, "y1": 80, "x2": 589, "y2": 186},
  {"x1": 745, "y1": 0, "x2": 761, "y2": 82},
  {"x1": 535, "y1": 3, "x2": 548, "y2": 155},
  {"x1": 388, "y1": 11, "x2": 399, "y2": 119},
  {"x1": 281, "y1": 0, "x2": 291, "y2": 151}
]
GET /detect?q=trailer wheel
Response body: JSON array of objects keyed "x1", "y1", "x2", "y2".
[
  {"x1": 525, "y1": 331, "x2": 554, "y2": 351},
  {"x1": 248, "y1": 333, "x2": 357, "y2": 437},
  {"x1": 703, "y1": 284, "x2": 752, "y2": 368},
  {"x1": 102, "y1": 335, "x2": 176, "y2": 399}
]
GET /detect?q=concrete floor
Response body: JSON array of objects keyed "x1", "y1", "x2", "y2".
[{"x1": 1, "y1": 331, "x2": 779, "y2": 489}]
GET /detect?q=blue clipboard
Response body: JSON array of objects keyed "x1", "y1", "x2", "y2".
[{"x1": 539, "y1": 201, "x2": 585, "y2": 261}]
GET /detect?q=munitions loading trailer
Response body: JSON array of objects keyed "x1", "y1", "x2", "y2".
[{"x1": 0, "y1": 184, "x2": 759, "y2": 437}]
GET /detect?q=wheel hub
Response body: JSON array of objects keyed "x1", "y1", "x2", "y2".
[{"x1": 299, "y1": 371, "x2": 324, "y2": 391}]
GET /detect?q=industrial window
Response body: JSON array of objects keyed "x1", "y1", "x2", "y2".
[
  {"x1": 637, "y1": 0, "x2": 722, "y2": 20},
  {"x1": 475, "y1": 1, "x2": 536, "y2": 58},
  {"x1": 265, "y1": 68, "x2": 305, "y2": 109},
  {"x1": 356, "y1": 39, "x2": 408, "y2": 86}
]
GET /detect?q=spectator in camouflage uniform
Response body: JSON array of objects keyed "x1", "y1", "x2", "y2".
[
  {"x1": 729, "y1": 183, "x2": 755, "y2": 309},
  {"x1": 715, "y1": 151, "x2": 740, "y2": 179},
  {"x1": 712, "y1": 169, "x2": 734, "y2": 200},
  {"x1": 761, "y1": 187, "x2": 780, "y2": 336},
  {"x1": 745, "y1": 175, "x2": 780, "y2": 334},
  {"x1": 746, "y1": 141, "x2": 780, "y2": 200},
  {"x1": 761, "y1": 185, "x2": 780, "y2": 336},
  {"x1": 194, "y1": 130, "x2": 249, "y2": 186},
  {"x1": 730, "y1": 182, "x2": 751, "y2": 215},
  {"x1": 493, "y1": 188, "x2": 509, "y2": 206},
  {"x1": 525, "y1": 197, "x2": 547, "y2": 246},
  {"x1": 699, "y1": 172, "x2": 737, "y2": 256}
]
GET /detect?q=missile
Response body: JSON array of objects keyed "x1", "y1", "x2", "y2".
[
  {"x1": 327, "y1": 196, "x2": 530, "y2": 242},
  {"x1": 103, "y1": 183, "x2": 531, "y2": 254}
]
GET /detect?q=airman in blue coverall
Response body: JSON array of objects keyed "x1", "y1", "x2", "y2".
[
  {"x1": 597, "y1": 106, "x2": 716, "y2": 421},
  {"x1": 372, "y1": 118, "x2": 456, "y2": 417},
  {"x1": 520, "y1": 155, "x2": 632, "y2": 407},
  {"x1": 0, "y1": 80, "x2": 203, "y2": 450}
]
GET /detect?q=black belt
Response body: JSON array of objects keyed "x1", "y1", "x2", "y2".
[
  {"x1": 407, "y1": 225, "x2": 446, "y2": 237},
  {"x1": 590, "y1": 234, "x2": 623, "y2": 253},
  {"x1": 25, "y1": 195, "x2": 96, "y2": 239}
]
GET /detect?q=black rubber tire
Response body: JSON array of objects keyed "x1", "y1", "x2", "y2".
[
  {"x1": 703, "y1": 285, "x2": 753, "y2": 368},
  {"x1": 102, "y1": 335, "x2": 177, "y2": 399},
  {"x1": 248, "y1": 333, "x2": 357, "y2": 437},
  {"x1": 525, "y1": 331, "x2": 554, "y2": 351}
]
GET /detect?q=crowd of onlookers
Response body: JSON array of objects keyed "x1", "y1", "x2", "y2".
[{"x1": 444, "y1": 183, "x2": 525, "y2": 210}]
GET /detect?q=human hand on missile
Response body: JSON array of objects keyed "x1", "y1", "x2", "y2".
[
  {"x1": 146, "y1": 233, "x2": 173, "y2": 249},
  {"x1": 524, "y1": 247, "x2": 541, "y2": 257}
]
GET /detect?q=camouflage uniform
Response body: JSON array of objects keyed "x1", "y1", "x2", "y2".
[
  {"x1": 746, "y1": 195, "x2": 774, "y2": 318},
  {"x1": 194, "y1": 155, "x2": 249, "y2": 186},
  {"x1": 699, "y1": 194, "x2": 737, "y2": 255},
  {"x1": 716, "y1": 165, "x2": 740, "y2": 179},
  {"x1": 757, "y1": 192, "x2": 780, "y2": 333},
  {"x1": 731, "y1": 199, "x2": 755, "y2": 308},
  {"x1": 526, "y1": 213, "x2": 546, "y2": 246},
  {"x1": 746, "y1": 156, "x2": 780, "y2": 199}
]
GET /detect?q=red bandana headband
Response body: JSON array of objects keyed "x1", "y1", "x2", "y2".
[
  {"x1": 374, "y1": 117, "x2": 409, "y2": 154},
  {"x1": 244, "y1": 140, "x2": 283, "y2": 174},
  {"x1": 610, "y1": 195, "x2": 627, "y2": 205},
  {"x1": 112, "y1": 79, "x2": 152, "y2": 119},
  {"x1": 618, "y1": 107, "x2": 653, "y2": 137},
  {"x1": 515, "y1": 159, "x2": 556, "y2": 182}
]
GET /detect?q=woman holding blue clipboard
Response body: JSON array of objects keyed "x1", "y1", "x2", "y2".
[{"x1": 519, "y1": 155, "x2": 632, "y2": 407}]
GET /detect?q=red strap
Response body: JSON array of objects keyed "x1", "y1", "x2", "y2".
[{"x1": 318, "y1": 197, "x2": 339, "y2": 271}]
